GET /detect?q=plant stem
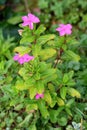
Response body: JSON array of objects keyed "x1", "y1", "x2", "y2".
[
  {"x1": 54, "y1": 36, "x2": 66, "y2": 68},
  {"x1": 23, "y1": 0, "x2": 30, "y2": 13},
  {"x1": 80, "y1": 118, "x2": 83, "y2": 130},
  {"x1": 54, "y1": 48, "x2": 63, "y2": 68}
]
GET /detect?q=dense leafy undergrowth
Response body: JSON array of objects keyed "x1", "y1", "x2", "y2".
[{"x1": 0, "y1": 0, "x2": 87, "y2": 129}]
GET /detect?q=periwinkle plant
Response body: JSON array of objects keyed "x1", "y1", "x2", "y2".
[{"x1": 13, "y1": 13, "x2": 81, "y2": 127}]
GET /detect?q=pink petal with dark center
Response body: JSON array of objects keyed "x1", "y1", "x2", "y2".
[{"x1": 18, "y1": 57, "x2": 25, "y2": 64}]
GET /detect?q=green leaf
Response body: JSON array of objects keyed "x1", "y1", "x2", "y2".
[
  {"x1": 39, "y1": 62, "x2": 48, "y2": 72},
  {"x1": 35, "y1": 24, "x2": 46, "y2": 35},
  {"x1": 18, "y1": 67, "x2": 30, "y2": 80},
  {"x1": 38, "y1": 0, "x2": 49, "y2": 9},
  {"x1": 51, "y1": 3, "x2": 63, "y2": 18},
  {"x1": 40, "y1": 48, "x2": 56, "y2": 60},
  {"x1": 60, "y1": 87, "x2": 67, "y2": 100},
  {"x1": 15, "y1": 80, "x2": 29, "y2": 90},
  {"x1": 58, "y1": 117, "x2": 67, "y2": 126},
  {"x1": 0, "y1": 61, "x2": 4, "y2": 73},
  {"x1": 26, "y1": 104, "x2": 38, "y2": 112},
  {"x1": 41, "y1": 68, "x2": 57, "y2": 82},
  {"x1": 57, "y1": 106, "x2": 64, "y2": 115},
  {"x1": 45, "y1": 74, "x2": 57, "y2": 83},
  {"x1": 48, "y1": 83, "x2": 55, "y2": 92},
  {"x1": 63, "y1": 74, "x2": 69, "y2": 83},
  {"x1": 18, "y1": 114, "x2": 33, "y2": 127},
  {"x1": 29, "y1": 123, "x2": 36, "y2": 130},
  {"x1": 64, "y1": 50, "x2": 80, "y2": 61},
  {"x1": 4, "y1": 60, "x2": 13, "y2": 73},
  {"x1": 54, "y1": 36, "x2": 65, "y2": 48},
  {"x1": 68, "y1": 70, "x2": 74, "y2": 79},
  {"x1": 47, "y1": 40, "x2": 55, "y2": 46},
  {"x1": 67, "y1": 88, "x2": 81, "y2": 98},
  {"x1": 66, "y1": 37, "x2": 79, "y2": 45},
  {"x1": 14, "y1": 104, "x2": 24, "y2": 111},
  {"x1": 32, "y1": 44, "x2": 41, "y2": 57},
  {"x1": 20, "y1": 35, "x2": 35, "y2": 44},
  {"x1": 37, "y1": 34, "x2": 55, "y2": 45},
  {"x1": 36, "y1": 80, "x2": 44, "y2": 93},
  {"x1": 34, "y1": 73, "x2": 41, "y2": 80},
  {"x1": 66, "y1": 98, "x2": 75, "y2": 107},
  {"x1": 38, "y1": 100, "x2": 49, "y2": 118},
  {"x1": 44, "y1": 90, "x2": 52, "y2": 106},
  {"x1": 7, "y1": 15, "x2": 22, "y2": 25},
  {"x1": 49, "y1": 110, "x2": 58, "y2": 123},
  {"x1": 20, "y1": 27, "x2": 35, "y2": 44},
  {"x1": 66, "y1": 80, "x2": 75, "y2": 86},
  {"x1": 57, "y1": 97, "x2": 65, "y2": 106},
  {"x1": 65, "y1": 107, "x2": 72, "y2": 116},
  {"x1": 29, "y1": 86, "x2": 37, "y2": 99},
  {"x1": 14, "y1": 46, "x2": 31, "y2": 55}
]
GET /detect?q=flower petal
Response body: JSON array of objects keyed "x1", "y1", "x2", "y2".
[
  {"x1": 18, "y1": 57, "x2": 25, "y2": 64},
  {"x1": 59, "y1": 30, "x2": 66, "y2": 36},
  {"x1": 35, "y1": 93, "x2": 44, "y2": 99},
  {"x1": 66, "y1": 29, "x2": 72, "y2": 35},
  {"x1": 56, "y1": 23, "x2": 72, "y2": 36},
  {"x1": 67, "y1": 24, "x2": 72, "y2": 29},
  {"x1": 28, "y1": 22, "x2": 33, "y2": 30},
  {"x1": 28, "y1": 13, "x2": 40, "y2": 23},
  {"x1": 35, "y1": 94, "x2": 40, "y2": 99},
  {"x1": 24, "y1": 54, "x2": 34, "y2": 62},
  {"x1": 22, "y1": 16, "x2": 28, "y2": 21},
  {"x1": 13, "y1": 54, "x2": 19, "y2": 61}
]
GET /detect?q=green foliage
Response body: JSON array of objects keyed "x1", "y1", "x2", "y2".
[
  {"x1": 37, "y1": 0, "x2": 87, "y2": 36},
  {"x1": 9, "y1": 21, "x2": 82, "y2": 129},
  {"x1": 0, "y1": 0, "x2": 87, "y2": 129}
]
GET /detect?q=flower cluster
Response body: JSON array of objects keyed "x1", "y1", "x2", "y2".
[
  {"x1": 22, "y1": 13, "x2": 40, "y2": 30},
  {"x1": 35, "y1": 93, "x2": 44, "y2": 99},
  {"x1": 56, "y1": 24, "x2": 72, "y2": 36},
  {"x1": 13, "y1": 53, "x2": 34, "y2": 64}
]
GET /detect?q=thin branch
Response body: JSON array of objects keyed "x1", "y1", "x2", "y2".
[
  {"x1": 80, "y1": 118, "x2": 83, "y2": 130},
  {"x1": 54, "y1": 48, "x2": 63, "y2": 68},
  {"x1": 23, "y1": 0, "x2": 30, "y2": 13}
]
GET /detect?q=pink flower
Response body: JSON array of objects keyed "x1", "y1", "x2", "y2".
[
  {"x1": 35, "y1": 93, "x2": 44, "y2": 100},
  {"x1": 56, "y1": 24, "x2": 72, "y2": 36},
  {"x1": 13, "y1": 53, "x2": 34, "y2": 64},
  {"x1": 22, "y1": 13, "x2": 40, "y2": 30}
]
